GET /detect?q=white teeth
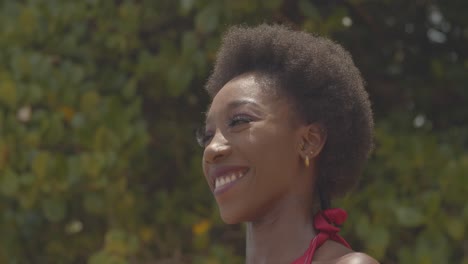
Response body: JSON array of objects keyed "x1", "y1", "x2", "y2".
[{"x1": 214, "y1": 170, "x2": 247, "y2": 189}]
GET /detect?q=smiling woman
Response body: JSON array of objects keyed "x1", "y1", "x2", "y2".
[{"x1": 196, "y1": 24, "x2": 379, "y2": 264}]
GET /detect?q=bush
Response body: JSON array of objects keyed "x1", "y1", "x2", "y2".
[{"x1": 0, "y1": 1, "x2": 466, "y2": 263}]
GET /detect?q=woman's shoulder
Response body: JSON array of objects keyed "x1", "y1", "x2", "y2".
[
  {"x1": 313, "y1": 241, "x2": 379, "y2": 264},
  {"x1": 334, "y1": 252, "x2": 380, "y2": 264}
]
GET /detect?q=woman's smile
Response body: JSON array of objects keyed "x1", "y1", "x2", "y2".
[{"x1": 211, "y1": 166, "x2": 250, "y2": 195}]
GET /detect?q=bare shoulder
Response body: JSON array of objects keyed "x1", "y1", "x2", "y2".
[
  {"x1": 312, "y1": 241, "x2": 379, "y2": 264},
  {"x1": 335, "y1": 252, "x2": 380, "y2": 264}
]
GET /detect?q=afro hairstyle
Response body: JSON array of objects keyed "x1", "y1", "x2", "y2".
[{"x1": 205, "y1": 24, "x2": 374, "y2": 203}]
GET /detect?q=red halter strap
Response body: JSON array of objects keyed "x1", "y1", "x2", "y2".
[{"x1": 292, "y1": 208, "x2": 351, "y2": 264}]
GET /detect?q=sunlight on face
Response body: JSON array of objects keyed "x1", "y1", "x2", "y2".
[{"x1": 202, "y1": 72, "x2": 304, "y2": 224}]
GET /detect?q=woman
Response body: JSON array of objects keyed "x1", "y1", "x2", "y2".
[{"x1": 196, "y1": 24, "x2": 379, "y2": 264}]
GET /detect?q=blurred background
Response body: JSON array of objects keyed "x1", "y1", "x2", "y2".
[{"x1": 0, "y1": 0, "x2": 467, "y2": 263}]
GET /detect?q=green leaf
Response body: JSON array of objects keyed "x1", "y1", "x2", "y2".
[
  {"x1": 0, "y1": 169, "x2": 19, "y2": 197},
  {"x1": 180, "y1": 0, "x2": 195, "y2": 15},
  {"x1": 45, "y1": 114, "x2": 65, "y2": 145},
  {"x1": 0, "y1": 73, "x2": 17, "y2": 109},
  {"x1": 366, "y1": 226, "x2": 389, "y2": 259},
  {"x1": 355, "y1": 214, "x2": 370, "y2": 239},
  {"x1": 41, "y1": 197, "x2": 66, "y2": 222},
  {"x1": 122, "y1": 78, "x2": 137, "y2": 99},
  {"x1": 89, "y1": 251, "x2": 129, "y2": 264},
  {"x1": 431, "y1": 59, "x2": 444, "y2": 79},
  {"x1": 80, "y1": 90, "x2": 100, "y2": 113},
  {"x1": 195, "y1": 4, "x2": 219, "y2": 33},
  {"x1": 105, "y1": 229, "x2": 129, "y2": 255},
  {"x1": 395, "y1": 206, "x2": 425, "y2": 227},
  {"x1": 167, "y1": 64, "x2": 194, "y2": 97},
  {"x1": 419, "y1": 191, "x2": 441, "y2": 219},
  {"x1": 263, "y1": 0, "x2": 282, "y2": 10},
  {"x1": 0, "y1": 140, "x2": 8, "y2": 170},
  {"x1": 71, "y1": 113, "x2": 86, "y2": 128},
  {"x1": 19, "y1": 173, "x2": 35, "y2": 186},
  {"x1": 84, "y1": 192, "x2": 105, "y2": 215},
  {"x1": 19, "y1": 7, "x2": 37, "y2": 33},
  {"x1": 32, "y1": 151, "x2": 50, "y2": 179},
  {"x1": 94, "y1": 126, "x2": 118, "y2": 151},
  {"x1": 446, "y1": 216, "x2": 465, "y2": 241},
  {"x1": 81, "y1": 154, "x2": 103, "y2": 179},
  {"x1": 298, "y1": 0, "x2": 321, "y2": 20},
  {"x1": 182, "y1": 31, "x2": 197, "y2": 57},
  {"x1": 25, "y1": 131, "x2": 40, "y2": 147}
]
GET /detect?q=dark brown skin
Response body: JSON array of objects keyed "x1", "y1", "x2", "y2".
[{"x1": 202, "y1": 72, "x2": 378, "y2": 264}]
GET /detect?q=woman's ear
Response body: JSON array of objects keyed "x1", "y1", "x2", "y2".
[{"x1": 298, "y1": 123, "x2": 327, "y2": 159}]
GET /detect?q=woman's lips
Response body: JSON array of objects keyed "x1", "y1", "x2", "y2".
[
  {"x1": 208, "y1": 166, "x2": 250, "y2": 194},
  {"x1": 213, "y1": 168, "x2": 249, "y2": 195}
]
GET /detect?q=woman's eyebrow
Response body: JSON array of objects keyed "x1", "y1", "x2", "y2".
[
  {"x1": 204, "y1": 99, "x2": 262, "y2": 124},
  {"x1": 226, "y1": 99, "x2": 261, "y2": 110}
]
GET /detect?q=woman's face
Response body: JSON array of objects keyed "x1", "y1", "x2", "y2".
[{"x1": 202, "y1": 72, "x2": 305, "y2": 224}]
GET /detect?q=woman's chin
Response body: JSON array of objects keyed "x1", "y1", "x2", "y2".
[
  {"x1": 218, "y1": 208, "x2": 245, "y2": 224},
  {"x1": 219, "y1": 213, "x2": 241, "y2": 224}
]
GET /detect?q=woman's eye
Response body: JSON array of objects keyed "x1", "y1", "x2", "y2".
[{"x1": 228, "y1": 115, "x2": 253, "y2": 127}]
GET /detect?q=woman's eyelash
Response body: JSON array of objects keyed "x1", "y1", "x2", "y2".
[
  {"x1": 227, "y1": 115, "x2": 253, "y2": 127},
  {"x1": 196, "y1": 115, "x2": 254, "y2": 147}
]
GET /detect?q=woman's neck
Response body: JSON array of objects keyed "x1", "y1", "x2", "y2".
[{"x1": 245, "y1": 195, "x2": 316, "y2": 264}]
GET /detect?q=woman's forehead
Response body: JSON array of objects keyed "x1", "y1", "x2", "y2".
[
  {"x1": 206, "y1": 75, "x2": 269, "y2": 115},
  {"x1": 214, "y1": 72, "x2": 283, "y2": 104},
  {"x1": 205, "y1": 79, "x2": 295, "y2": 127}
]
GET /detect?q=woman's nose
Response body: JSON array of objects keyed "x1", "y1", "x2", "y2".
[{"x1": 204, "y1": 130, "x2": 231, "y2": 163}]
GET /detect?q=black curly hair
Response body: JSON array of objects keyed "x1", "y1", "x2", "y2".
[{"x1": 204, "y1": 24, "x2": 374, "y2": 207}]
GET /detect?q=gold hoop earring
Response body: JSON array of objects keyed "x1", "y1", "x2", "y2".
[{"x1": 305, "y1": 156, "x2": 309, "y2": 167}]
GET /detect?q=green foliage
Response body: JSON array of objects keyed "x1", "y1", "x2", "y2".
[{"x1": 0, "y1": 0, "x2": 466, "y2": 263}]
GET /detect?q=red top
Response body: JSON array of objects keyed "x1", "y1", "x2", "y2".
[{"x1": 291, "y1": 208, "x2": 351, "y2": 264}]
